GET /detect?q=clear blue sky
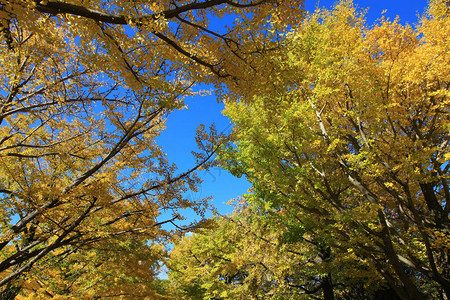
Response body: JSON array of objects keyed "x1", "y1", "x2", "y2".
[{"x1": 156, "y1": 0, "x2": 429, "y2": 223}]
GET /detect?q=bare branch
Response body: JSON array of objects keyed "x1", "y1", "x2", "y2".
[{"x1": 35, "y1": 0, "x2": 272, "y2": 24}]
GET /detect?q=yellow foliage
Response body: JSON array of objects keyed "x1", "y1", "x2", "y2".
[
  {"x1": 1, "y1": 0, "x2": 308, "y2": 297},
  {"x1": 219, "y1": 0, "x2": 450, "y2": 298}
]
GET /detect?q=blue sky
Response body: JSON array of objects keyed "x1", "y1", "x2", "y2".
[{"x1": 156, "y1": 0, "x2": 430, "y2": 223}]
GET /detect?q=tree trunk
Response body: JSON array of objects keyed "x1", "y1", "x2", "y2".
[{"x1": 322, "y1": 274, "x2": 335, "y2": 300}]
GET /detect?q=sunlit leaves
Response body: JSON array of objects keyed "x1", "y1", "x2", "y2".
[
  {"x1": 0, "y1": 1, "x2": 259, "y2": 297},
  {"x1": 218, "y1": 1, "x2": 449, "y2": 298}
]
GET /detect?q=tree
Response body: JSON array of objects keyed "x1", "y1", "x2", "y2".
[
  {"x1": 0, "y1": 0, "x2": 304, "y2": 298},
  {"x1": 0, "y1": 21, "x2": 214, "y2": 298},
  {"x1": 219, "y1": 1, "x2": 449, "y2": 299},
  {"x1": 167, "y1": 202, "x2": 306, "y2": 300},
  {"x1": 168, "y1": 199, "x2": 402, "y2": 300}
]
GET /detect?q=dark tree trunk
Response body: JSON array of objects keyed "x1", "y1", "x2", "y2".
[{"x1": 322, "y1": 274, "x2": 335, "y2": 300}]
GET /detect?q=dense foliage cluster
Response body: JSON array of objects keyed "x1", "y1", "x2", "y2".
[
  {"x1": 0, "y1": 0, "x2": 303, "y2": 298},
  {"x1": 168, "y1": 1, "x2": 449, "y2": 299},
  {"x1": 1, "y1": 0, "x2": 448, "y2": 299}
]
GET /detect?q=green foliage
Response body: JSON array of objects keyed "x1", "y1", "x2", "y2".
[{"x1": 216, "y1": 1, "x2": 450, "y2": 299}]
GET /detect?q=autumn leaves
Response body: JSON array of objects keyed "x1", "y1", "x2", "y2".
[
  {"x1": 169, "y1": 1, "x2": 450, "y2": 299},
  {"x1": 0, "y1": 0, "x2": 449, "y2": 299}
]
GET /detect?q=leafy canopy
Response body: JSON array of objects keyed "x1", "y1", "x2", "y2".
[
  {"x1": 217, "y1": 0, "x2": 450, "y2": 299},
  {"x1": 0, "y1": 0, "x2": 304, "y2": 298}
]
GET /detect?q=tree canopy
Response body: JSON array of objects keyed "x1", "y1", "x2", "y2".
[
  {"x1": 170, "y1": 1, "x2": 450, "y2": 299},
  {"x1": 2, "y1": 0, "x2": 449, "y2": 299},
  {"x1": 1, "y1": 0, "x2": 304, "y2": 92},
  {"x1": 0, "y1": 0, "x2": 304, "y2": 298}
]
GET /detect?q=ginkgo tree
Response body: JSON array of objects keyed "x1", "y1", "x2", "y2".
[
  {"x1": 168, "y1": 202, "x2": 292, "y2": 300},
  {"x1": 219, "y1": 1, "x2": 449, "y2": 299},
  {"x1": 0, "y1": 0, "x2": 304, "y2": 298},
  {"x1": 167, "y1": 200, "x2": 335, "y2": 300},
  {"x1": 168, "y1": 199, "x2": 405, "y2": 299},
  {"x1": 0, "y1": 21, "x2": 213, "y2": 299}
]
